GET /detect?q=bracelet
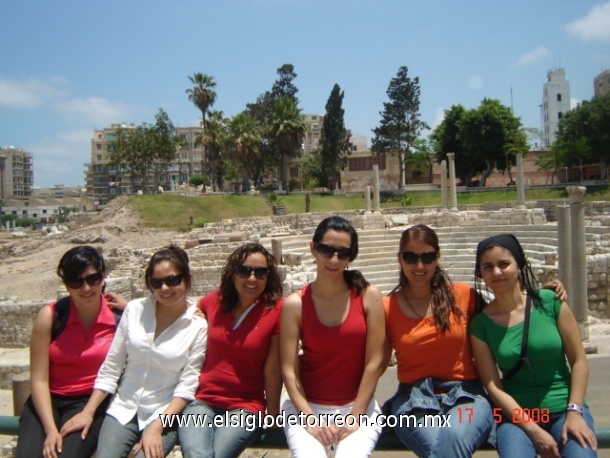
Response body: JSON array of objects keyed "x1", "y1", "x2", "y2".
[{"x1": 567, "y1": 403, "x2": 584, "y2": 415}]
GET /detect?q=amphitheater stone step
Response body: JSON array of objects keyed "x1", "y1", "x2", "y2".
[{"x1": 0, "y1": 348, "x2": 29, "y2": 390}]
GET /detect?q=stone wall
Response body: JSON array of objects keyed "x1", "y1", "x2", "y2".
[{"x1": 3, "y1": 204, "x2": 610, "y2": 349}]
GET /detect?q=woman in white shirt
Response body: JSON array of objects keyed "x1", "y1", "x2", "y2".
[{"x1": 61, "y1": 245, "x2": 208, "y2": 458}]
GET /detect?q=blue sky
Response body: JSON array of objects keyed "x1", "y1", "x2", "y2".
[{"x1": 1, "y1": 0, "x2": 609, "y2": 188}]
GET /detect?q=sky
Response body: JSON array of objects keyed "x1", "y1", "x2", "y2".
[{"x1": 1, "y1": 0, "x2": 609, "y2": 188}]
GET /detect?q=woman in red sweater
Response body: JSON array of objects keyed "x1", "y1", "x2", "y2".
[
  {"x1": 178, "y1": 243, "x2": 283, "y2": 458},
  {"x1": 281, "y1": 216, "x2": 385, "y2": 458}
]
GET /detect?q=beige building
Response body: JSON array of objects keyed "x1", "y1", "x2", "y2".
[
  {"x1": 594, "y1": 69, "x2": 610, "y2": 97},
  {"x1": 0, "y1": 146, "x2": 34, "y2": 199},
  {"x1": 85, "y1": 124, "x2": 204, "y2": 205}
]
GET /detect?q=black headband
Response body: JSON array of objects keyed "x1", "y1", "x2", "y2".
[{"x1": 475, "y1": 234, "x2": 526, "y2": 277}]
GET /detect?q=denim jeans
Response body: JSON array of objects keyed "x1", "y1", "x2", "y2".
[
  {"x1": 497, "y1": 406, "x2": 597, "y2": 458},
  {"x1": 177, "y1": 400, "x2": 261, "y2": 458},
  {"x1": 388, "y1": 378, "x2": 493, "y2": 458},
  {"x1": 96, "y1": 414, "x2": 177, "y2": 458}
]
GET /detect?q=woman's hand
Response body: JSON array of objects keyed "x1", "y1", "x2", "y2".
[
  {"x1": 60, "y1": 410, "x2": 93, "y2": 439},
  {"x1": 132, "y1": 421, "x2": 165, "y2": 458},
  {"x1": 335, "y1": 422, "x2": 359, "y2": 442},
  {"x1": 562, "y1": 411, "x2": 597, "y2": 451},
  {"x1": 104, "y1": 291, "x2": 128, "y2": 310},
  {"x1": 529, "y1": 425, "x2": 560, "y2": 458},
  {"x1": 305, "y1": 422, "x2": 337, "y2": 447},
  {"x1": 543, "y1": 279, "x2": 568, "y2": 302},
  {"x1": 42, "y1": 429, "x2": 62, "y2": 458}
]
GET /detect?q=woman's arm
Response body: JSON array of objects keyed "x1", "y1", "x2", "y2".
[
  {"x1": 134, "y1": 397, "x2": 190, "y2": 458},
  {"x1": 172, "y1": 321, "x2": 207, "y2": 400},
  {"x1": 470, "y1": 334, "x2": 561, "y2": 457},
  {"x1": 29, "y1": 305, "x2": 63, "y2": 458},
  {"x1": 556, "y1": 302, "x2": 597, "y2": 451},
  {"x1": 349, "y1": 285, "x2": 385, "y2": 418},
  {"x1": 280, "y1": 293, "x2": 335, "y2": 446},
  {"x1": 263, "y1": 335, "x2": 282, "y2": 419},
  {"x1": 60, "y1": 389, "x2": 109, "y2": 439},
  {"x1": 280, "y1": 293, "x2": 311, "y2": 415}
]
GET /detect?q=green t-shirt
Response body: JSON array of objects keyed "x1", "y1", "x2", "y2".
[{"x1": 469, "y1": 289, "x2": 571, "y2": 413}]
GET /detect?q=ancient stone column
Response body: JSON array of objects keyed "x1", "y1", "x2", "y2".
[
  {"x1": 365, "y1": 186, "x2": 372, "y2": 213},
  {"x1": 516, "y1": 153, "x2": 525, "y2": 207},
  {"x1": 447, "y1": 153, "x2": 458, "y2": 211},
  {"x1": 440, "y1": 160, "x2": 448, "y2": 210},
  {"x1": 557, "y1": 205, "x2": 572, "y2": 298},
  {"x1": 567, "y1": 186, "x2": 588, "y2": 340},
  {"x1": 373, "y1": 165, "x2": 381, "y2": 212}
]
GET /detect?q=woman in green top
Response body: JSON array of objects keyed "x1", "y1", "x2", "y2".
[{"x1": 469, "y1": 234, "x2": 597, "y2": 458}]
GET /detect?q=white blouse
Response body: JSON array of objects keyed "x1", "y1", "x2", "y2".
[{"x1": 94, "y1": 296, "x2": 207, "y2": 430}]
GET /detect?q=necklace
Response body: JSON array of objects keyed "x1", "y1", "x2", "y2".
[{"x1": 402, "y1": 289, "x2": 430, "y2": 318}]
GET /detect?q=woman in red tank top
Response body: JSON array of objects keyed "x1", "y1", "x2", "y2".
[{"x1": 281, "y1": 216, "x2": 386, "y2": 458}]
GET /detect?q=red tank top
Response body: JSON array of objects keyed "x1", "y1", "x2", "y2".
[{"x1": 298, "y1": 284, "x2": 366, "y2": 405}]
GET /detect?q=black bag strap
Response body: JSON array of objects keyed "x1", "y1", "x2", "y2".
[
  {"x1": 51, "y1": 296, "x2": 123, "y2": 342},
  {"x1": 502, "y1": 296, "x2": 532, "y2": 381}
]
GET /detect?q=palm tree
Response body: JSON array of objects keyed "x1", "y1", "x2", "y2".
[
  {"x1": 196, "y1": 110, "x2": 228, "y2": 192},
  {"x1": 186, "y1": 73, "x2": 217, "y2": 190},
  {"x1": 269, "y1": 97, "x2": 307, "y2": 191},
  {"x1": 229, "y1": 112, "x2": 263, "y2": 192}
]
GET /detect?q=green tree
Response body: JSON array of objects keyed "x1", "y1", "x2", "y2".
[
  {"x1": 228, "y1": 112, "x2": 263, "y2": 192},
  {"x1": 109, "y1": 109, "x2": 182, "y2": 193},
  {"x1": 554, "y1": 92, "x2": 610, "y2": 179},
  {"x1": 246, "y1": 64, "x2": 301, "y2": 189},
  {"x1": 196, "y1": 110, "x2": 229, "y2": 191},
  {"x1": 458, "y1": 98, "x2": 527, "y2": 187},
  {"x1": 318, "y1": 84, "x2": 351, "y2": 190},
  {"x1": 186, "y1": 73, "x2": 218, "y2": 189},
  {"x1": 270, "y1": 97, "x2": 307, "y2": 190},
  {"x1": 406, "y1": 138, "x2": 436, "y2": 183},
  {"x1": 371, "y1": 66, "x2": 429, "y2": 189},
  {"x1": 151, "y1": 108, "x2": 184, "y2": 190}
]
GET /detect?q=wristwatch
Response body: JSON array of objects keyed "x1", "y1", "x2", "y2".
[{"x1": 567, "y1": 403, "x2": 584, "y2": 414}]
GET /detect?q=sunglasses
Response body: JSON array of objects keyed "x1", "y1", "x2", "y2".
[
  {"x1": 400, "y1": 251, "x2": 438, "y2": 265},
  {"x1": 235, "y1": 265, "x2": 270, "y2": 280},
  {"x1": 149, "y1": 274, "x2": 184, "y2": 289},
  {"x1": 314, "y1": 242, "x2": 353, "y2": 260},
  {"x1": 63, "y1": 272, "x2": 104, "y2": 289}
]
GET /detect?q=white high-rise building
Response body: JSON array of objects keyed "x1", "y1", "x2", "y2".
[{"x1": 541, "y1": 68, "x2": 570, "y2": 147}]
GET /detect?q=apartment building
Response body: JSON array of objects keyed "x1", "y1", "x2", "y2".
[
  {"x1": 85, "y1": 124, "x2": 204, "y2": 205},
  {"x1": 594, "y1": 69, "x2": 610, "y2": 97},
  {"x1": 0, "y1": 146, "x2": 34, "y2": 199},
  {"x1": 541, "y1": 68, "x2": 571, "y2": 147}
]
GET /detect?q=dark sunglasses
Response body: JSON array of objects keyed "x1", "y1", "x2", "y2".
[
  {"x1": 63, "y1": 272, "x2": 104, "y2": 289},
  {"x1": 235, "y1": 265, "x2": 270, "y2": 280},
  {"x1": 401, "y1": 251, "x2": 438, "y2": 265},
  {"x1": 149, "y1": 274, "x2": 184, "y2": 289},
  {"x1": 314, "y1": 242, "x2": 352, "y2": 260}
]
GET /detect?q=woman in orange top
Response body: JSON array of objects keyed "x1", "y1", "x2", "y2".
[{"x1": 383, "y1": 224, "x2": 493, "y2": 458}]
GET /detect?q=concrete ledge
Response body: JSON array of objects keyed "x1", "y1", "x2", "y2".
[{"x1": 1, "y1": 416, "x2": 609, "y2": 450}]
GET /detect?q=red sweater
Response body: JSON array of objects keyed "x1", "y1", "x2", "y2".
[
  {"x1": 195, "y1": 290, "x2": 282, "y2": 413},
  {"x1": 299, "y1": 284, "x2": 366, "y2": 405}
]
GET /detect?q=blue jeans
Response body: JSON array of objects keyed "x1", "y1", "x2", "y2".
[
  {"x1": 389, "y1": 378, "x2": 493, "y2": 458},
  {"x1": 178, "y1": 400, "x2": 262, "y2": 458},
  {"x1": 96, "y1": 414, "x2": 177, "y2": 458},
  {"x1": 497, "y1": 406, "x2": 597, "y2": 458}
]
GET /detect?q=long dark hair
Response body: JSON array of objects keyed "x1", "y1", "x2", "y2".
[
  {"x1": 57, "y1": 245, "x2": 106, "y2": 282},
  {"x1": 312, "y1": 216, "x2": 369, "y2": 295},
  {"x1": 219, "y1": 243, "x2": 283, "y2": 312},
  {"x1": 474, "y1": 234, "x2": 540, "y2": 311},
  {"x1": 395, "y1": 224, "x2": 461, "y2": 331},
  {"x1": 145, "y1": 244, "x2": 192, "y2": 292}
]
